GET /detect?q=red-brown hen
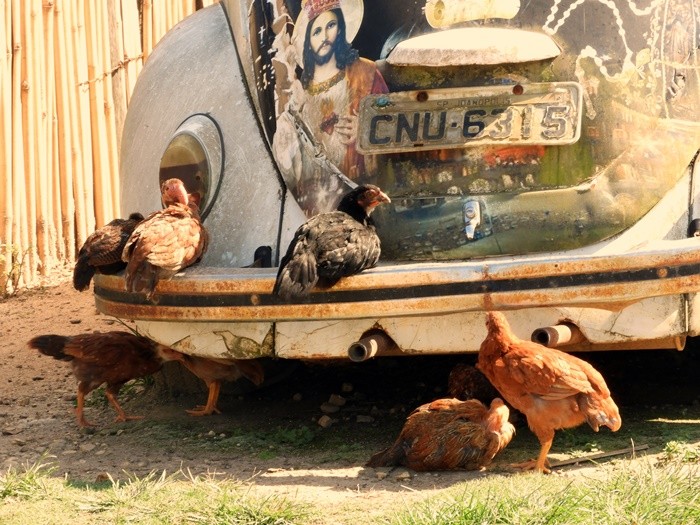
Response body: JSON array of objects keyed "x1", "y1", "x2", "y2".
[
  {"x1": 477, "y1": 311, "x2": 622, "y2": 473},
  {"x1": 175, "y1": 355, "x2": 265, "y2": 416},
  {"x1": 27, "y1": 331, "x2": 184, "y2": 427},
  {"x1": 122, "y1": 178, "x2": 208, "y2": 301},
  {"x1": 366, "y1": 397, "x2": 515, "y2": 471}
]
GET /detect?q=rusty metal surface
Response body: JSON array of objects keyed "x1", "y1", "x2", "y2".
[{"x1": 94, "y1": 237, "x2": 700, "y2": 323}]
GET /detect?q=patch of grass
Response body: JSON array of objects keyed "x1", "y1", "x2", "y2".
[
  {"x1": 0, "y1": 466, "x2": 312, "y2": 525},
  {"x1": 0, "y1": 459, "x2": 55, "y2": 501},
  {"x1": 660, "y1": 441, "x2": 700, "y2": 463},
  {"x1": 386, "y1": 459, "x2": 700, "y2": 525}
]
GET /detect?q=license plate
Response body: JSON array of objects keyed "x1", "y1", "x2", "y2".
[{"x1": 357, "y1": 82, "x2": 583, "y2": 154}]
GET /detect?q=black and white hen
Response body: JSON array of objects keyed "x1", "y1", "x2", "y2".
[{"x1": 273, "y1": 184, "x2": 391, "y2": 301}]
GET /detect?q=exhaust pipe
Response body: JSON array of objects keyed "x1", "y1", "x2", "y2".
[
  {"x1": 348, "y1": 330, "x2": 396, "y2": 362},
  {"x1": 531, "y1": 322, "x2": 586, "y2": 348}
]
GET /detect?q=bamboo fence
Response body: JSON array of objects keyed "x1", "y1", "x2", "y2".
[{"x1": 0, "y1": 0, "x2": 219, "y2": 294}]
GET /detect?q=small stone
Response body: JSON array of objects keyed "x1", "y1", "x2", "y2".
[
  {"x1": 341, "y1": 383, "x2": 354, "y2": 393},
  {"x1": 317, "y1": 415, "x2": 334, "y2": 428},
  {"x1": 69, "y1": 319, "x2": 81, "y2": 324},
  {"x1": 320, "y1": 402, "x2": 340, "y2": 414},
  {"x1": 12, "y1": 438, "x2": 25, "y2": 446},
  {"x1": 375, "y1": 471, "x2": 389, "y2": 480},
  {"x1": 356, "y1": 415, "x2": 374, "y2": 423},
  {"x1": 95, "y1": 472, "x2": 110, "y2": 483},
  {"x1": 292, "y1": 393, "x2": 303, "y2": 402},
  {"x1": 80, "y1": 443, "x2": 96, "y2": 452},
  {"x1": 207, "y1": 430, "x2": 215, "y2": 437},
  {"x1": 395, "y1": 470, "x2": 412, "y2": 481},
  {"x1": 328, "y1": 394, "x2": 346, "y2": 407}
]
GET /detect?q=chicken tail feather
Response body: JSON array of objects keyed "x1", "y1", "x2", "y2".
[
  {"x1": 274, "y1": 253, "x2": 318, "y2": 301},
  {"x1": 365, "y1": 443, "x2": 405, "y2": 468},
  {"x1": 28, "y1": 335, "x2": 73, "y2": 361},
  {"x1": 583, "y1": 395, "x2": 622, "y2": 432},
  {"x1": 125, "y1": 258, "x2": 158, "y2": 297},
  {"x1": 73, "y1": 255, "x2": 95, "y2": 292}
]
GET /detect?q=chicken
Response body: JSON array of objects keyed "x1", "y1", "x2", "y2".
[
  {"x1": 366, "y1": 397, "x2": 515, "y2": 471},
  {"x1": 122, "y1": 178, "x2": 209, "y2": 301},
  {"x1": 273, "y1": 184, "x2": 391, "y2": 301},
  {"x1": 477, "y1": 311, "x2": 622, "y2": 473},
  {"x1": 72, "y1": 212, "x2": 145, "y2": 291},
  {"x1": 175, "y1": 355, "x2": 265, "y2": 416},
  {"x1": 27, "y1": 331, "x2": 184, "y2": 427},
  {"x1": 447, "y1": 362, "x2": 501, "y2": 404}
]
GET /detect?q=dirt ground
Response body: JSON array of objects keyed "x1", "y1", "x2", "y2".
[{"x1": 2, "y1": 277, "x2": 700, "y2": 522}]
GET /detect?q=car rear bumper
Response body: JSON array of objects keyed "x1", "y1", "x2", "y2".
[{"x1": 94, "y1": 238, "x2": 700, "y2": 322}]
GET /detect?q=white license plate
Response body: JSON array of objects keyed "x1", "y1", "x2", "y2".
[{"x1": 357, "y1": 82, "x2": 583, "y2": 154}]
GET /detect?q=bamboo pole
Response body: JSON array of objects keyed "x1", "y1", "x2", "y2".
[
  {"x1": 12, "y1": 0, "x2": 28, "y2": 288},
  {"x1": 51, "y1": 93, "x2": 64, "y2": 261},
  {"x1": 66, "y1": 0, "x2": 91, "y2": 246},
  {"x1": 121, "y1": 0, "x2": 142, "y2": 104},
  {"x1": 21, "y1": 0, "x2": 39, "y2": 282},
  {"x1": 182, "y1": 0, "x2": 194, "y2": 19},
  {"x1": 142, "y1": 0, "x2": 152, "y2": 62},
  {"x1": 73, "y1": 0, "x2": 95, "y2": 237},
  {"x1": 53, "y1": 0, "x2": 75, "y2": 262},
  {"x1": 42, "y1": 0, "x2": 57, "y2": 270},
  {"x1": 106, "y1": 0, "x2": 126, "y2": 150},
  {"x1": 98, "y1": 0, "x2": 119, "y2": 220},
  {"x1": 28, "y1": 0, "x2": 50, "y2": 275},
  {"x1": 0, "y1": 0, "x2": 12, "y2": 287},
  {"x1": 84, "y1": 0, "x2": 111, "y2": 227}
]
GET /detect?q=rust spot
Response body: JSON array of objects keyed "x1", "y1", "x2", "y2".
[{"x1": 657, "y1": 267, "x2": 668, "y2": 278}]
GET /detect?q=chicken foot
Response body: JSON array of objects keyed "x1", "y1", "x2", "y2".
[
  {"x1": 105, "y1": 387, "x2": 144, "y2": 423},
  {"x1": 511, "y1": 437, "x2": 553, "y2": 474},
  {"x1": 186, "y1": 381, "x2": 222, "y2": 416}
]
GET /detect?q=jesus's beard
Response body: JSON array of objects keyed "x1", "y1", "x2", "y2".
[{"x1": 314, "y1": 45, "x2": 335, "y2": 66}]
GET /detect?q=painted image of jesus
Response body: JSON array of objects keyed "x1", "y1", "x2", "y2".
[{"x1": 271, "y1": 0, "x2": 389, "y2": 215}]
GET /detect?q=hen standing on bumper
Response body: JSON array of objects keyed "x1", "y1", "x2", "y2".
[
  {"x1": 122, "y1": 178, "x2": 209, "y2": 301},
  {"x1": 273, "y1": 184, "x2": 391, "y2": 301}
]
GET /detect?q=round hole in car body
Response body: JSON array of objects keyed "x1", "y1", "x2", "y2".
[{"x1": 158, "y1": 114, "x2": 223, "y2": 221}]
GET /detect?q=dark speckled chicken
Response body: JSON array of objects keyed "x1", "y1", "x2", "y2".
[
  {"x1": 122, "y1": 178, "x2": 208, "y2": 301},
  {"x1": 27, "y1": 331, "x2": 184, "y2": 427},
  {"x1": 447, "y1": 362, "x2": 501, "y2": 404},
  {"x1": 273, "y1": 185, "x2": 391, "y2": 301},
  {"x1": 73, "y1": 212, "x2": 145, "y2": 291},
  {"x1": 366, "y1": 397, "x2": 515, "y2": 471}
]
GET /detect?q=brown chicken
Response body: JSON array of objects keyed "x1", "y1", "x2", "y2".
[
  {"x1": 477, "y1": 311, "x2": 622, "y2": 473},
  {"x1": 122, "y1": 178, "x2": 209, "y2": 301},
  {"x1": 73, "y1": 212, "x2": 145, "y2": 291},
  {"x1": 366, "y1": 397, "x2": 515, "y2": 471},
  {"x1": 447, "y1": 362, "x2": 501, "y2": 404},
  {"x1": 273, "y1": 184, "x2": 391, "y2": 301},
  {"x1": 176, "y1": 355, "x2": 265, "y2": 416},
  {"x1": 27, "y1": 331, "x2": 184, "y2": 427}
]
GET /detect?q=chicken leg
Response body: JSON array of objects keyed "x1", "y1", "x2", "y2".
[
  {"x1": 186, "y1": 381, "x2": 222, "y2": 416},
  {"x1": 512, "y1": 429, "x2": 554, "y2": 474},
  {"x1": 105, "y1": 385, "x2": 144, "y2": 423},
  {"x1": 75, "y1": 384, "x2": 96, "y2": 428}
]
